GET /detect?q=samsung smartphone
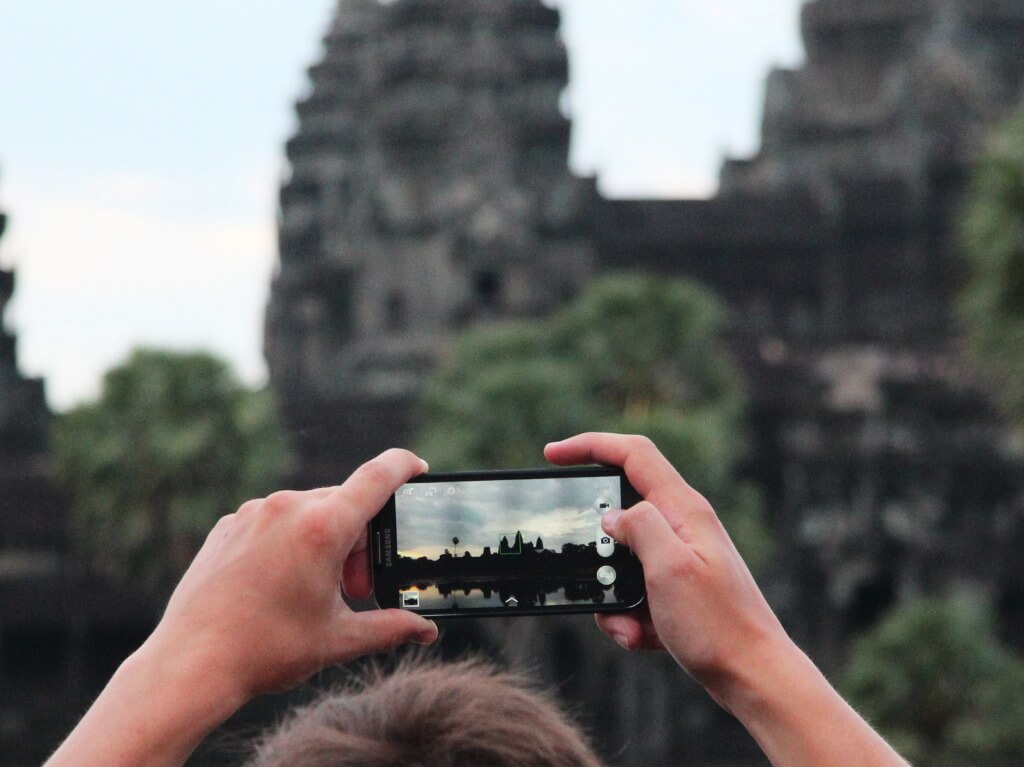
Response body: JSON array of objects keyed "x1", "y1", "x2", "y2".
[{"x1": 370, "y1": 467, "x2": 646, "y2": 618}]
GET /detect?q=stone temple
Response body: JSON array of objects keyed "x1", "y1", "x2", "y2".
[
  {"x1": 265, "y1": 1, "x2": 1024, "y2": 763},
  {"x1": 0, "y1": 210, "x2": 64, "y2": 582},
  {"x1": 1, "y1": 206, "x2": 154, "y2": 765},
  {"x1": 265, "y1": 0, "x2": 596, "y2": 486},
  {"x1": 2, "y1": 0, "x2": 1024, "y2": 764},
  {"x1": 0, "y1": 204, "x2": 73, "y2": 762}
]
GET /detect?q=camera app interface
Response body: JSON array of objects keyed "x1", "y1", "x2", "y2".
[{"x1": 394, "y1": 475, "x2": 636, "y2": 611}]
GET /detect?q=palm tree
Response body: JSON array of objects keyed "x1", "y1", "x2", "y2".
[
  {"x1": 55, "y1": 349, "x2": 288, "y2": 598},
  {"x1": 452, "y1": 536, "x2": 460, "y2": 557},
  {"x1": 961, "y1": 111, "x2": 1024, "y2": 426},
  {"x1": 414, "y1": 275, "x2": 770, "y2": 570}
]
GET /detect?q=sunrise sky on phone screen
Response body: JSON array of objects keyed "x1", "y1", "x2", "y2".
[{"x1": 395, "y1": 477, "x2": 620, "y2": 560}]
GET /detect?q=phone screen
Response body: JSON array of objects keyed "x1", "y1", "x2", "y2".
[{"x1": 371, "y1": 469, "x2": 645, "y2": 617}]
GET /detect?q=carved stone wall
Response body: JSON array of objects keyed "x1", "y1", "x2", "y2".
[
  {"x1": 266, "y1": 0, "x2": 595, "y2": 485},
  {"x1": 0, "y1": 205, "x2": 78, "y2": 765},
  {"x1": 718, "y1": 0, "x2": 1024, "y2": 341},
  {"x1": 594, "y1": 0, "x2": 1024, "y2": 672},
  {"x1": 0, "y1": 208, "x2": 65, "y2": 578},
  {"x1": 262, "y1": 1, "x2": 1024, "y2": 764}
]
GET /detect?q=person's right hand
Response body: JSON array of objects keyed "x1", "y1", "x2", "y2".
[
  {"x1": 547, "y1": 433, "x2": 911, "y2": 767},
  {"x1": 545, "y1": 432, "x2": 789, "y2": 704}
]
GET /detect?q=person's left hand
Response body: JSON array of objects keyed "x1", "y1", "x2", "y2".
[{"x1": 143, "y1": 448, "x2": 438, "y2": 702}]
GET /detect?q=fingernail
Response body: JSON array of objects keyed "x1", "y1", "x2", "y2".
[
  {"x1": 602, "y1": 509, "x2": 622, "y2": 531},
  {"x1": 418, "y1": 459, "x2": 430, "y2": 474},
  {"x1": 611, "y1": 633, "x2": 630, "y2": 650},
  {"x1": 414, "y1": 620, "x2": 438, "y2": 645}
]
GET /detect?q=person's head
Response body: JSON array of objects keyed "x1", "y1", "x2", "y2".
[{"x1": 245, "y1": 656, "x2": 603, "y2": 767}]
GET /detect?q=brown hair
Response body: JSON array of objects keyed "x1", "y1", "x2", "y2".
[{"x1": 245, "y1": 656, "x2": 603, "y2": 767}]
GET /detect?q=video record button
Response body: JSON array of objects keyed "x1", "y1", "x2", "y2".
[{"x1": 596, "y1": 565, "x2": 616, "y2": 586}]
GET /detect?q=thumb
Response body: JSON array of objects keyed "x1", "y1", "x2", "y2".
[
  {"x1": 602, "y1": 501, "x2": 680, "y2": 566},
  {"x1": 330, "y1": 610, "x2": 438, "y2": 663}
]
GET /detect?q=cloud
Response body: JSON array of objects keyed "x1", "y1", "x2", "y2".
[
  {"x1": 396, "y1": 476, "x2": 621, "y2": 558},
  {"x1": 0, "y1": 0, "x2": 811, "y2": 409}
]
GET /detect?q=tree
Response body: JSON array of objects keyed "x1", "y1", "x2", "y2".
[
  {"x1": 55, "y1": 349, "x2": 289, "y2": 598},
  {"x1": 452, "y1": 536, "x2": 460, "y2": 557},
  {"x1": 961, "y1": 111, "x2": 1024, "y2": 425},
  {"x1": 415, "y1": 275, "x2": 769, "y2": 569},
  {"x1": 840, "y1": 597, "x2": 1024, "y2": 766}
]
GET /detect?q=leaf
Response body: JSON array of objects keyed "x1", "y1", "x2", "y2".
[
  {"x1": 413, "y1": 274, "x2": 770, "y2": 568},
  {"x1": 54, "y1": 348, "x2": 290, "y2": 598}
]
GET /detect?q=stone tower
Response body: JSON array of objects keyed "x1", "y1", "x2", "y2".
[
  {"x1": 265, "y1": 0, "x2": 594, "y2": 484},
  {"x1": 723, "y1": 0, "x2": 1024, "y2": 195},
  {"x1": 719, "y1": 0, "x2": 1024, "y2": 340},
  {"x1": 695, "y1": 0, "x2": 1024, "y2": 662},
  {"x1": 0, "y1": 201, "x2": 77, "y2": 764},
  {"x1": 0, "y1": 206, "x2": 63, "y2": 567},
  {"x1": 262, "y1": 1, "x2": 1024, "y2": 764}
]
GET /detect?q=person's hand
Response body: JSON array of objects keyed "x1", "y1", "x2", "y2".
[
  {"x1": 143, "y1": 448, "x2": 438, "y2": 702},
  {"x1": 547, "y1": 433, "x2": 910, "y2": 767},
  {"x1": 545, "y1": 433, "x2": 786, "y2": 703},
  {"x1": 44, "y1": 449, "x2": 439, "y2": 767}
]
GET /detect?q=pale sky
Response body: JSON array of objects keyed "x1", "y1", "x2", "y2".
[
  {"x1": 396, "y1": 475, "x2": 621, "y2": 560},
  {"x1": 0, "y1": 0, "x2": 803, "y2": 411}
]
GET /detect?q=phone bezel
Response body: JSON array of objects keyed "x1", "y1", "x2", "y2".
[{"x1": 369, "y1": 466, "x2": 645, "y2": 618}]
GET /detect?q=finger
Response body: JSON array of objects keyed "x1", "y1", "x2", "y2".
[
  {"x1": 547, "y1": 433, "x2": 723, "y2": 537},
  {"x1": 330, "y1": 610, "x2": 438, "y2": 664},
  {"x1": 342, "y1": 548, "x2": 373, "y2": 600},
  {"x1": 545, "y1": 433, "x2": 686, "y2": 505},
  {"x1": 601, "y1": 501, "x2": 684, "y2": 564},
  {"x1": 324, "y1": 449, "x2": 429, "y2": 544},
  {"x1": 595, "y1": 610, "x2": 664, "y2": 651},
  {"x1": 340, "y1": 523, "x2": 372, "y2": 598}
]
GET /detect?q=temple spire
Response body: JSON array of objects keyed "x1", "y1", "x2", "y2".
[
  {"x1": 265, "y1": 0, "x2": 595, "y2": 484},
  {"x1": 722, "y1": 0, "x2": 1024, "y2": 197},
  {"x1": 1, "y1": 199, "x2": 16, "y2": 368}
]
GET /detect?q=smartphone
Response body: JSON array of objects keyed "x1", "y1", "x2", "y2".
[{"x1": 370, "y1": 467, "x2": 646, "y2": 618}]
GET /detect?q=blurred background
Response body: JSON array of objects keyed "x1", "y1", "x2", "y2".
[{"x1": 2, "y1": 1, "x2": 1024, "y2": 765}]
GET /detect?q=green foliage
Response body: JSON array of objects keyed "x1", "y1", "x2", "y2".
[
  {"x1": 55, "y1": 349, "x2": 289, "y2": 597},
  {"x1": 841, "y1": 597, "x2": 1024, "y2": 766},
  {"x1": 415, "y1": 275, "x2": 769, "y2": 569},
  {"x1": 961, "y1": 111, "x2": 1024, "y2": 425}
]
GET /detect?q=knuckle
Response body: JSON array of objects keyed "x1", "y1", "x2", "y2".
[
  {"x1": 621, "y1": 501, "x2": 656, "y2": 531},
  {"x1": 696, "y1": 496, "x2": 718, "y2": 519},
  {"x1": 263, "y1": 490, "x2": 298, "y2": 517},
  {"x1": 630, "y1": 434, "x2": 656, "y2": 452},
  {"x1": 236, "y1": 499, "x2": 261, "y2": 517},
  {"x1": 355, "y1": 459, "x2": 391, "y2": 489},
  {"x1": 687, "y1": 491, "x2": 720, "y2": 523},
  {"x1": 381, "y1": 447, "x2": 415, "y2": 465},
  {"x1": 299, "y1": 507, "x2": 336, "y2": 551}
]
